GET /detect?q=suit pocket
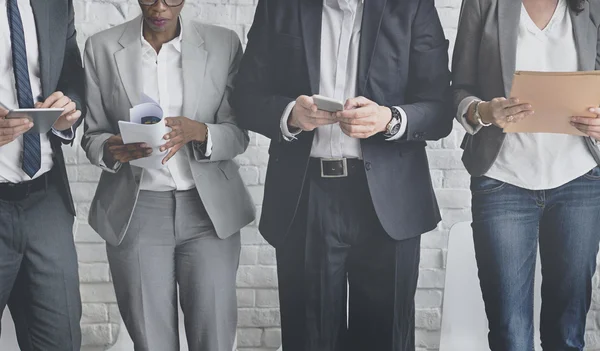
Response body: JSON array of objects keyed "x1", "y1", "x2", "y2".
[
  {"x1": 470, "y1": 176, "x2": 506, "y2": 194},
  {"x1": 218, "y1": 161, "x2": 240, "y2": 180}
]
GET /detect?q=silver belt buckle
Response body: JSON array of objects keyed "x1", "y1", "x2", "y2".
[{"x1": 320, "y1": 158, "x2": 348, "y2": 178}]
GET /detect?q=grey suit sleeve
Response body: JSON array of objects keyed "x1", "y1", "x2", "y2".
[
  {"x1": 191, "y1": 30, "x2": 250, "y2": 162},
  {"x1": 452, "y1": 0, "x2": 483, "y2": 117},
  {"x1": 80, "y1": 37, "x2": 119, "y2": 173}
]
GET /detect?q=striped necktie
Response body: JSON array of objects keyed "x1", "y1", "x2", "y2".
[{"x1": 7, "y1": 0, "x2": 41, "y2": 178}]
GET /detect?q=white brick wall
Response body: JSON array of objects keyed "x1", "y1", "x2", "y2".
[{"x1": 68, "y1": 0, "x2": 600, "y2": 350}]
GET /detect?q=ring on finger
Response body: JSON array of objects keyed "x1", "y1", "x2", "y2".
[{"x1": 507, "y1": 115, "x2": 514, "y2": 122}]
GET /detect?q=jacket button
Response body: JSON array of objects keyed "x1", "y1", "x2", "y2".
[{"x1": 365, "y1": 162, "x2": 372, "y2": 171}]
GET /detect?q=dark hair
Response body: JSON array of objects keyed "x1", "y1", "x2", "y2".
[{"x1": 568, "y1": 0, "x2": 585, "y2": 13}]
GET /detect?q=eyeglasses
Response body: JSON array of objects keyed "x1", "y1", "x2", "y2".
[{"x1": 138, "y1": 0, "x2": 184, "y2": 7}]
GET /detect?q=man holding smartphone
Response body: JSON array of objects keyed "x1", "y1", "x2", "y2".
[
  {"x1": 0, "y1": 0, "x2": 85, "y2": 349},
  {"x1": 232, "y1": 0, "x2": 452, "y2": 350}
]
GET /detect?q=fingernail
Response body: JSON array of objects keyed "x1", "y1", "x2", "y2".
[
  {"x1": 525, "y1": 105, "x2": 531, "y2": 109},
  {"x1": 141, "y1": 143, "x2": 148, "y2": 148},
  {"x1": 590, "y1": 108, "x2": 595, "y2": 112},
  {"x1": 29, "y1": 123, "x2": 34, "y2": 127},
  {"x1": 164, "y1": 135, "x2": 170, "y2": 140}
]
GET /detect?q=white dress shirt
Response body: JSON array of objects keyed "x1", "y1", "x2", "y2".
[
  {"x1": 0, "y1": 0, "x2": 72, "y2": 183},
  {"x1": 280, "y1": 0, "x2": 407, "y2": 159},
  {"x1": 458, "y1": 0, "x2": 596, "y2": 190},
  {"x1": 138, "y1": 21, "x2": 212, "y2": 192}
]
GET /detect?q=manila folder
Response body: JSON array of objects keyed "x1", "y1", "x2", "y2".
[{"x1": 505, "y1": 70, "x2": 600, "y2": 135}]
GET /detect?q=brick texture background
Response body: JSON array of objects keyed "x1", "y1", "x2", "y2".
[{"x1": 66, "y1": 0, "x2": 600, "y2": 350}]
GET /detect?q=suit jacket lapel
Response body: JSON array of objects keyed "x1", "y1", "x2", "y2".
[
  {"x1": 300, "y1": 0, "x2": 323, "y2": 94},
  {"x1": 30, "y1": 0, "x2": 51, "y2": 97},
  {"x1": 357, "y1": 0, "x2": 386, "y2": 95},
  {"x1": 181, "y1": 22, "x2": 207, "y2": 120},
  {"x1": 498, "y1": 1, "x2": 521, "y2": 97},
  {"x1": 115, "y1": 17, "x2": 143, "y2": 112},
  {"x1": 571, "y1": 2, "x2": 594, "y2": 70}
]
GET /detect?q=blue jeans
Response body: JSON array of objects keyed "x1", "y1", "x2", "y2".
[{"x1": 471, "y1": 167, "x2": 600, "y2": 351}]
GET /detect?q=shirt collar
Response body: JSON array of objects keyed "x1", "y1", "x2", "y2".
[{"x1": 140, "y1": 16, "x2": 183, "y2": 54}]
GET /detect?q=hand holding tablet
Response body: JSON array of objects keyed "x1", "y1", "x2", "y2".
[{"x1": 5, "y1": 107, "x2": 64, "y2": 134}]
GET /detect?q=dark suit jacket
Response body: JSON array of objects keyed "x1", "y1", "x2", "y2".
[
  {"x1": 232, "y1": 0, "x2": 452, "y2": 247},
  {"x1": 32, "y1": 0, "x2": 86, "y2": 215}
]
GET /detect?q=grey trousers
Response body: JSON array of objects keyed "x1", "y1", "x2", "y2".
[
  {"x1": 0, "y1": 183, "x2": 81, "y2": 351},
  {"x1": 107, "y1": 189, "x2": 241, "y2": 351}
]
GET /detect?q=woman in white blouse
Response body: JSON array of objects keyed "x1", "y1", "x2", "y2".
[
  {"x1": 453, "y1": 0, "x2": 600, "y2": 349},
  {"x1": 81, "y1": 0, "x2": 255, "y2": 350}
]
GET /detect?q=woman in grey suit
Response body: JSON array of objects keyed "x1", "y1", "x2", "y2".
[
  {"x1": 453, "y1": 0, "x2": 600, "y2": 350},
  {"x1": 81, "y1": 0, "x2": 255, "y2": 350}
]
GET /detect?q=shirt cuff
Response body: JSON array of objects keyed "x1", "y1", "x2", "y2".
[
  {"x1": 280, "y1": 101, "x2": 301, "y2": 141},
  {"x1": 51, "y1": 127, "x2": 74, "y2": 141},
  {"x1": 385, "y1": 107, "x2": 408, "y2": 141},
  {"x1": 204, "y1": 126, "x2": 213, "y2": 157},
  {"x1": 458, "y1": 96, "x2": 484, "y2": 135}
]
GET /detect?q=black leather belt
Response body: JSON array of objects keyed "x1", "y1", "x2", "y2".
[
  {"x1": 308, "y1": 157, "x2": 364, "y2": 178},
  {"x1": 0, "y1": 171, "x2": 50, "y2": 202}
]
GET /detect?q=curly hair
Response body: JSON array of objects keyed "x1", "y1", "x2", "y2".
[{"x1": 568, "y1": 0, "x2": 585, "y2": 13}]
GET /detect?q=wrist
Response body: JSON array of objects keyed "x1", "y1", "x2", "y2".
[
  {"x1": 477, "y1": 101, "x2": 492, "y2": 125},
  {"x1": 381, "y1": 106, "x2": 393, "y2": 133},
  {"x1": 194, "y1": 122, "x2": 208, "y2": 143},
  {"x1": 287, "y1": 112, "x2": 302, "y2": 132}
]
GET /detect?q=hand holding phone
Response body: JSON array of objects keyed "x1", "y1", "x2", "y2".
[{"x1": 288, "y1": 95, "x2": 338, "y2": 132}]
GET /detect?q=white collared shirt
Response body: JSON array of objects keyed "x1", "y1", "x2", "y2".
[
  {"x1": 139, "y1": 20, "x2": 212, "y2": 191},
  {"x1": 0, "y1": 0, "x2": 72, "y2": 183},
  {"x1": 280, "y1": 0, "x2": 407, "y2": 159},
  {"x1": 457, "y1": 0, "x2": 596, "y2": 189}
]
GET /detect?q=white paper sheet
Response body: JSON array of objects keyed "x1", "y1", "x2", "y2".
[{"x1": 118, "y1": 94, "x2": 169, "y2": 169}]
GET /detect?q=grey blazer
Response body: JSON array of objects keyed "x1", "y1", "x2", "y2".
[
  {"x1": 81, "y1": 16, "x2": 255, "y2": 246},
  {"x1": 452, "y1": 0, "x2": 600, "y2": 176}
]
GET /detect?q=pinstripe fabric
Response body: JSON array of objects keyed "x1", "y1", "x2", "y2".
[{"x1": 7, "y1": 0, "x2": 40, "y2": 178}]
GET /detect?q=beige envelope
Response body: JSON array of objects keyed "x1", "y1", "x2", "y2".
[{"x1": 505, "y1": 71, "x2": 600, "y2": 135}]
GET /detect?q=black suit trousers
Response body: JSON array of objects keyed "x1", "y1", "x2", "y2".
[{"x1": 276, "y1": 163, "x2": 421, "y2": 351}]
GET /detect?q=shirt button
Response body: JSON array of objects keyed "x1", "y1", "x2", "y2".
[{"x1": 365, "y1": 162, "x2": 372, "y2": 171}]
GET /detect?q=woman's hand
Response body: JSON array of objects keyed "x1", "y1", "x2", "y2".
[
  {"x1": 161, "y1": 117, "x2": 207, "y2": 164},
  {"x1": 474, "y1": 97, "x2": 534, "y2": 128},
  {"x1": 104, "y1": 135, "x2": 152, "y2": 165},
  {"x1": 571, "y1": 108, "x2": 600, "y2": 141}
]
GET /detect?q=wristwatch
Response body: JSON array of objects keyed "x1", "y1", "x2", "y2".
[{"x1": 384, "y1": 107, "x2": 402, "y2": 138}]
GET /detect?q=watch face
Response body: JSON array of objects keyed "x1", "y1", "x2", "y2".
[{"x1": 391, "y1": 123, "x2": 401, "y2": 135}]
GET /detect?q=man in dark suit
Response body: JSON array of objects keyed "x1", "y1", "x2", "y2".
[
  {"x1": 0, "y1": 0, "x2": 85, "y2": 349},
  {"x1": 232, "y1": 0, "x2": 452, "y2": 350}
]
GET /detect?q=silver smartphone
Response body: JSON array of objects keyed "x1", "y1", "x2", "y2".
[
  {"x1": 6, "y1": 108, "x2": 64, "y2": 134},
  {"x1": 313, "y1": 95, "x2": 344, "y2": 112}
]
